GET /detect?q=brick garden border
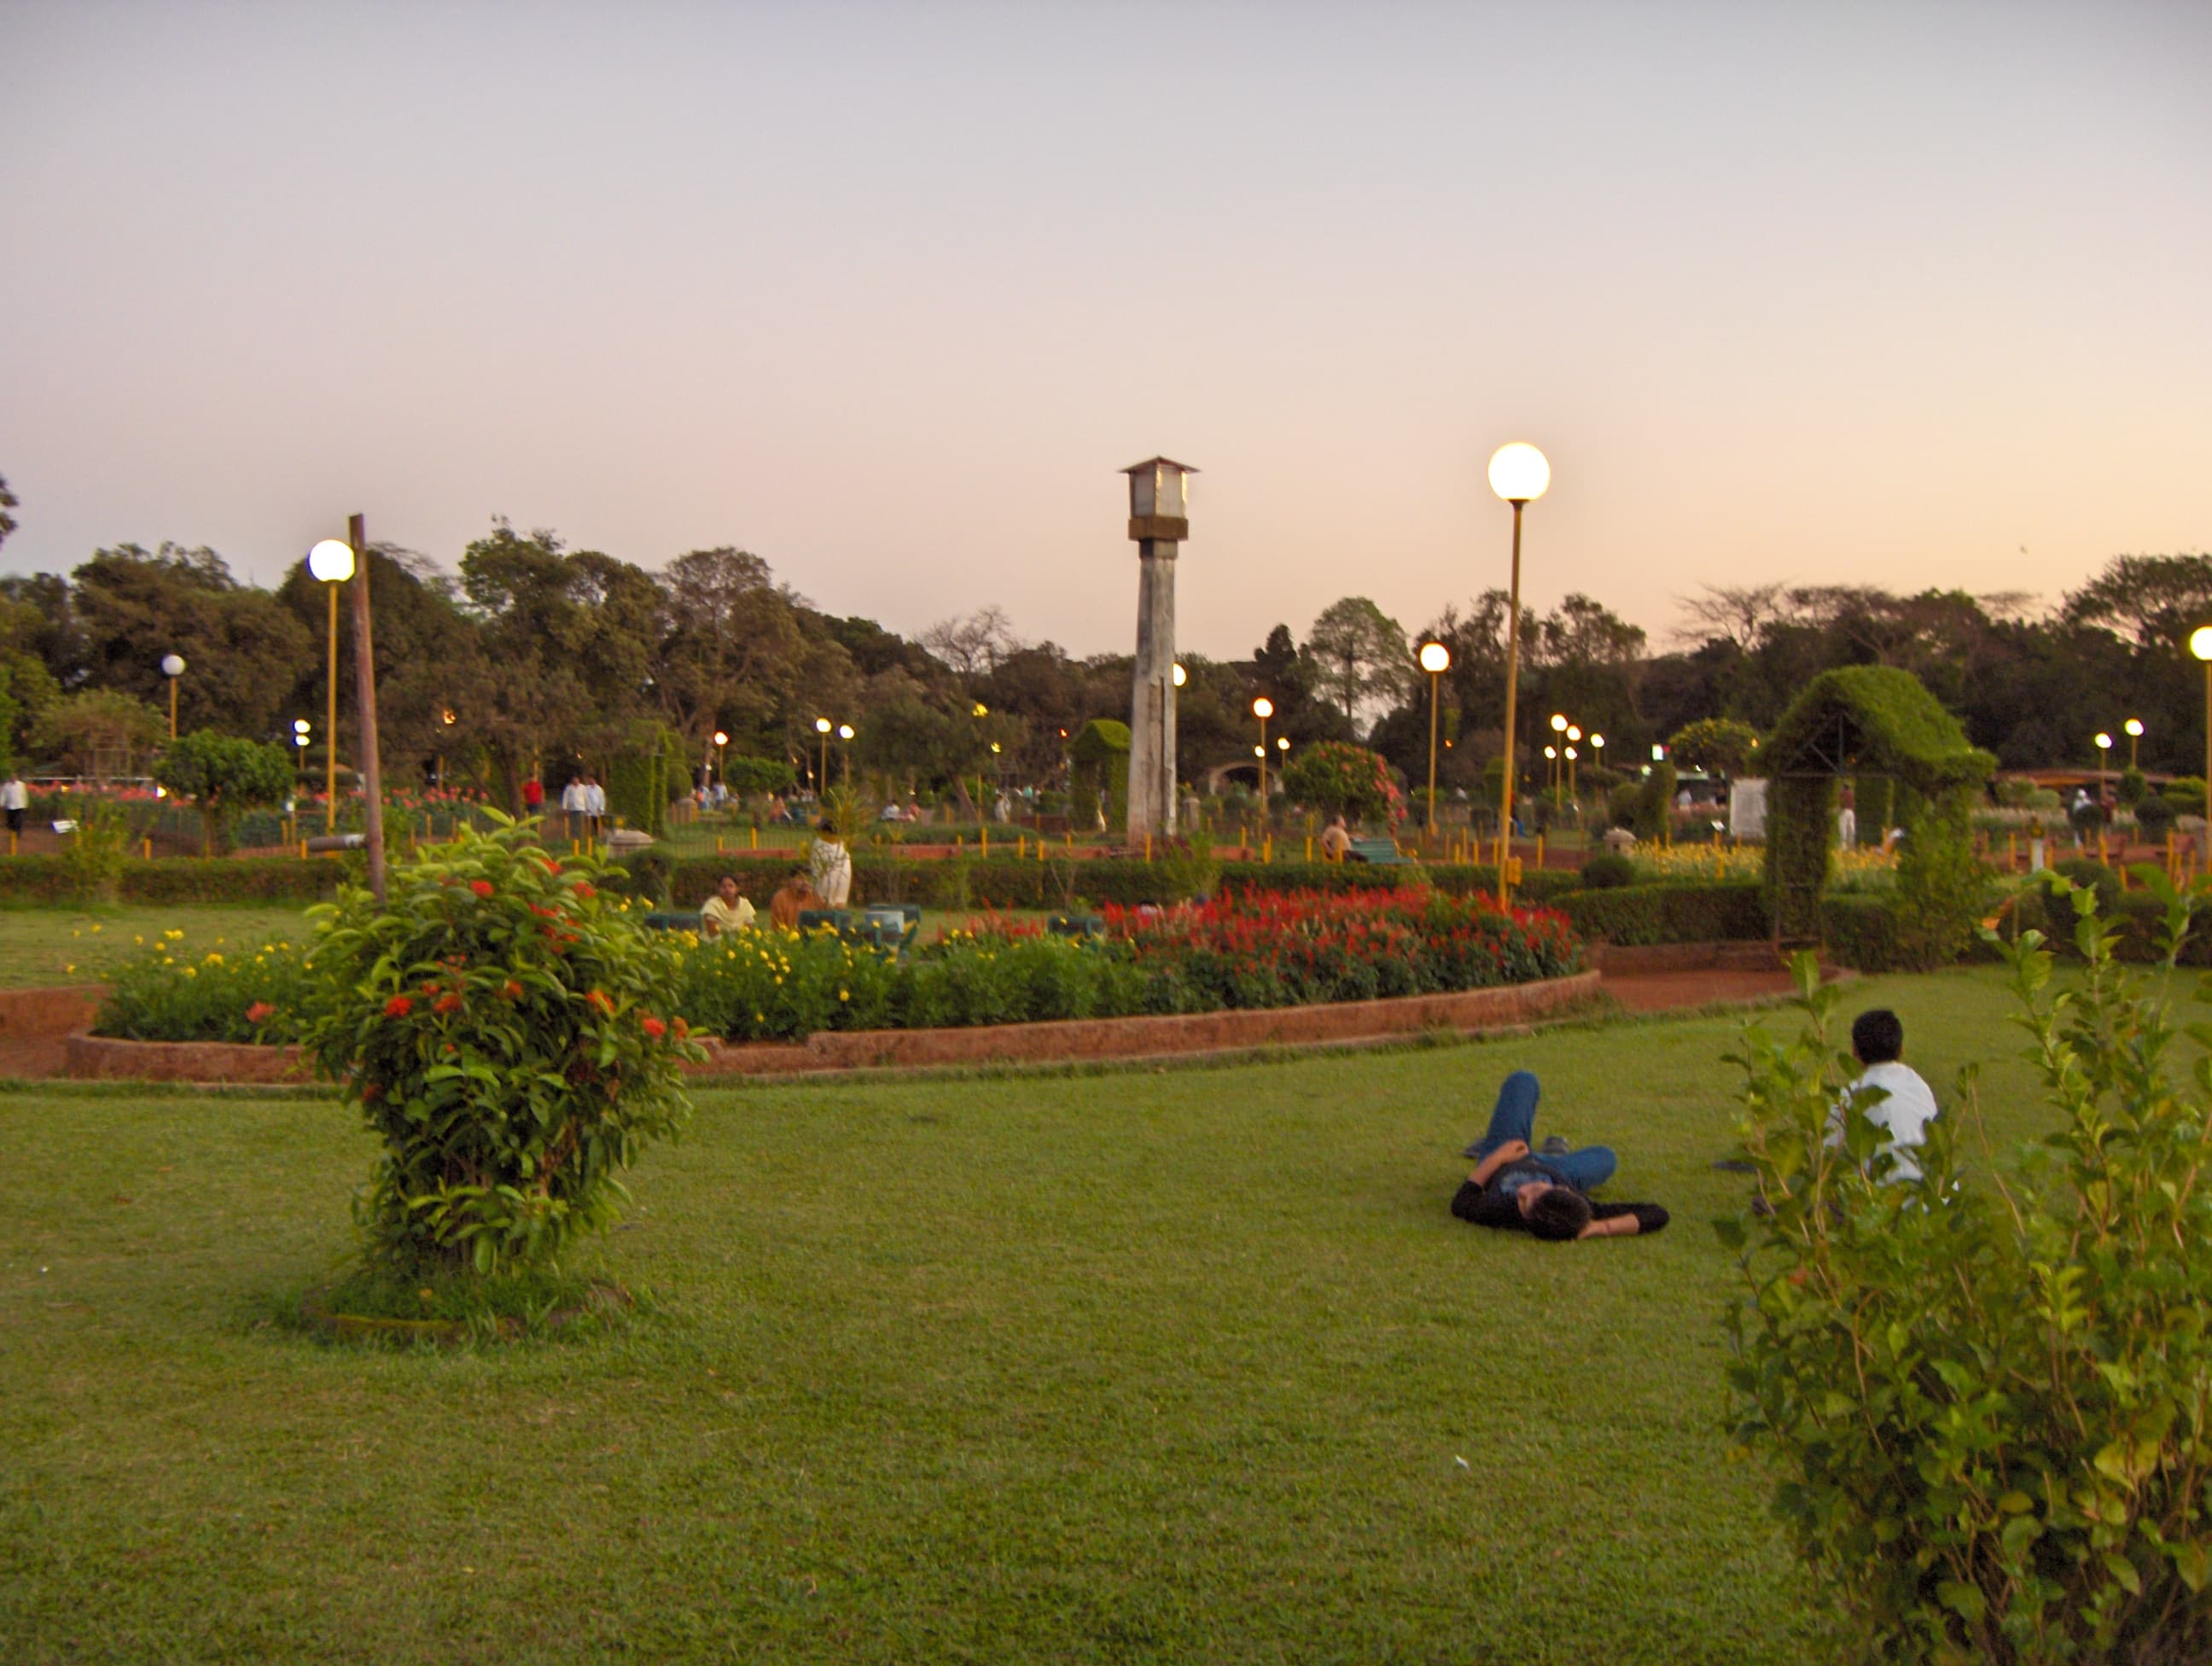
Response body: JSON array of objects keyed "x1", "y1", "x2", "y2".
[{"x1": 61, "y1": 969, "x2": 1604, "y2": 1085}]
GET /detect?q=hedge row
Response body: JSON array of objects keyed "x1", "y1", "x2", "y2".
[
  {"x1": 0, "y1": 856, "x2": 343, "y2": 906},
  {"x1": 1554, "y1": 881, "x2": 1769, "y2": 947}
]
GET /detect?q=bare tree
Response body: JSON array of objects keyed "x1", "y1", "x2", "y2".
[
  {"x1": 921, "y1": 605, "x2": 1023, "y2": 679},
  {"x1": 1673, "y1": 582, "x2": 1796, "y2": 652}
]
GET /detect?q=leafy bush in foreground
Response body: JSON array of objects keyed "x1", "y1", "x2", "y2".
[
  {"x1": 301, "y1": 818, "x2": 702, "y2": 1276},
  {"x1": 1721, "y1": 878, "x2": 2212, "y2": 1663}
]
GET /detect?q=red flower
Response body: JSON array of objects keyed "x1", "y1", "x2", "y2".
[
  {"x1": 672, "y1": 1016, "x2": 690, "y2": 1039},
  {"x1": 573, "y1": 883, "x2": 596, "y2": 900},
  {"x1": 384, "y1": 994, "x2": 414, "y2": 1017},
  {"x1": 503, "y1": 979, "x2": 523, "y2": 999},
  {"x1": 246, "y1": 1001, "x2": 275, "y2": 1023},
  {"x1": 587, "y1": 989, "x2": 614, "y2": 1015},
  {"x1": 434, "y1": 993, "x2": 463, "y2": 1015},
  {"x1": 640, "y1": 1015, "x2": 667, "y2": 1040},
  {"x1": 469, "y1": 880, "x2": 494, "y2": 898}
]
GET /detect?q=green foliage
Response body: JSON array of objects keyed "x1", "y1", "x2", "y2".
[
  {"x1": 1722, "y1": 891, "x2": 2212, "y2": 1663},
  {"x1": 602, "y1": 735, "x2": 669, "y2": 836},
  {"x1": 2163, "y1": 777, "x2": 2207, "y2": 817},
  {"x1": 1668, "y1": 717, "x2": 1762, "y2": 778},
  {"x1": 34, "y1": 688, "x2": 165, "y2": 780},
  {"x1": 1889, "y1": 785, "x2": 1987, "y2": 970},
  {"x1": 1279, "y1": 739, "x2": 1403, "y2": 824},
  {"x1": 98, "y1": 930, "x2": 313, "y2": 1043},
  {"x1": 300, "y1": 817, "x2": 703, "y2": 1275},
  {"x1": 721, "y1": 754, "x2": 796, "y2": 797},
  {"x1": 1557, "y1": 880, "x2": 1769, "y2": 946},
  {"x1": 2133, "y1": 793, "x2": 2178, "y2": 837},
  {"x1": 152, "y1": 729, "x2": 295, "y2": 854},
  {"x1": 1068, "y1": 719, "x2": 1129, "y2": 833},
  {"x1": 2116, "y1": 766, "x2": 2146, "y2": 808},
  {"x1": 1852, "y1": 773, "x2": 1894, "y2": 832},
  {"x1": 61, "y1": 797, "x2": 134, "y2": 906},
  {"x1": 1632, "y1": 760, "x2": 1678, "y2": 842},
  {"x1": 1577, "y1": 853, "x2": 1639, "y2": 889}
]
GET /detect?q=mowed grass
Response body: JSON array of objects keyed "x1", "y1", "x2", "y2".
[
  {"x1": 0, "y1": 903, "x2": 316, "y2": 987},
  {"x1": 0, "y1": 967, "x2": 2139, "y2": 1664}
]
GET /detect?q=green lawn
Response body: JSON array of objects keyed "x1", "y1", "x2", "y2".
[
  {"x1": 0, "y1": 903, "x2": 317, "y2": 987},
  {"x1": 0, "y1": 967, "x2": 2130, "y2": 1663}
]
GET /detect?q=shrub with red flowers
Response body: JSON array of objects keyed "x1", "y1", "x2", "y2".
[
  {"x1": 300, "y1": 815, "x2": 703, "y2": 1276},
  {"x1": 1101, "y1": 884, "x2": 1580, "y2": 1012},
  {"x1": 1280, "y1": 741, "x2": 1406, "y2": 826}
]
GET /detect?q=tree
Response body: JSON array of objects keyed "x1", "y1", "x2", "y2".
[
  {"x1": 0, "y1": 475, "x2": 16, "y2": 552},
  {"x1": 151, "y1": 729, "x2": 295, "y2": 853},
  {"x1": 1282, "y1": 740, "x2": 1402, "y2": 824},
  {"x1": 32, "y1": 690, "x2": 164, "y2": 780},
  {"x1": 920, "y1": 606, "x2": 1022, "y2": 680},
  {"x1": 1304, "y1": 597, "x2": 1412, "y2": 730},
  {"x1": 2062, "y1": 553, "x2": 2212, "y2": 650},
  {"x1": 1668, "y1": 717, "x2": 1763, "y2": 778}
]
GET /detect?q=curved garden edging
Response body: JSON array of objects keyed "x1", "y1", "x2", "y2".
[{"x1": 63, "y1": 969, "x2": 1604, "y2": 1084}]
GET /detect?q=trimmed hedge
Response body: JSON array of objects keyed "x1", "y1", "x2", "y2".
[
  {"x1": 0, "y1": 855, "x2": 342, "y2": 906},
  {"x1": 1555, "y1": 881, "x2": 1767, "y2": 946}
]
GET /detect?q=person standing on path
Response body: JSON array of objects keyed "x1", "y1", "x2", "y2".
[{"x1": 0, "y1": 772, "x2": 26, "y2": 843}]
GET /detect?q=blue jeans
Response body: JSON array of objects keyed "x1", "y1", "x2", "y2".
[{"x1": 1468, "y1": 1070, "x2": 1616, "y2": 1192}]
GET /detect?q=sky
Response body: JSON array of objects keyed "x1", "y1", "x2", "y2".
[{"x1": 3, "y1": 1, "x2": 2207, "y2": 661}]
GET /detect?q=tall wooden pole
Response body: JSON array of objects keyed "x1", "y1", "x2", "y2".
[
  {"x1": 1426, "y1": 669, "x2": 1441, "y2": 837},
  {"x1": 1497, "y1": 499, "x2": 1525, "y2": 908},
  {"x1": 347, "y1": 514, "x2": 387, "y2": 905},
  {"x1": 324, "y1": 580, "x2": 341, "y2": 832}
]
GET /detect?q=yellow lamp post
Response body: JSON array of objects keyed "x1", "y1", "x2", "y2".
[
  {"x1": 2125, "y1": 716, "x2": 2144, "y2": 770},
  {"x1": 2095, "y1": 731, "x2": 2113, "y2": 799},
  {"x1": 306, "y1": 537, "x2": 355, "y2": 831},
  {"x1": 713, "y1": 730, "x2": 728, "y2": 789},
  {"x1": 1418, "y1": 641, "x2": 1451, "y2": 836},
  {"x1": 1252, "y1": 696, "x2": 1274, "y2": 809},
  {"x1": 2193, "y1": 629, "x2": 2212, "y2": 797},
  {"x1": 838, "y1": 723, "x2": 855, "y2": 787},
  {"x1": 160, "y1": 653, "x2": 185, "y2": 739},
  {"x1": 1565, "y1": 725, "x2": 1581, "y2": 806},
  {"x1": 814, "y1": 716, "x2": 831, "y2": 791},
  {"x1": 1487, "y1": 442, "x2": 1550, "y2": 906}
]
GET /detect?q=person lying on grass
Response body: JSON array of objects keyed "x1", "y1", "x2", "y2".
[{"x1": 1451, "y1": 1069, "x2": 1670, "y2": 1241}]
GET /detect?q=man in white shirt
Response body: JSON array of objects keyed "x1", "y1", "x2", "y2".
[
  {"x1": 559, "y1": 775, "x2": 588, "y2": 842},
  {"x1": 583, "y1": 774, "x2": 607, "y2": 837},
  {"x1": 1831, "y1": 1008, "x2": 1940, "y2": 1183},
  {"x1": 0, "y1": 772, "x2": 26, "y2": 840}
]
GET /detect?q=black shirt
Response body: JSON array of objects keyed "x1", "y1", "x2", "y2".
[{"x1": 1451, "y1": 1180, "x2": 1669, "y2": 1237}]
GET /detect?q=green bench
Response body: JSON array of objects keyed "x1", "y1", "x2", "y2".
[{"x1": 1347, "y1": 836, "x2": 1413, "y2": 866}]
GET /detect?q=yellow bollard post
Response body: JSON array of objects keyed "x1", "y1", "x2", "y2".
[
  {"x1": 1536, "y1": 834, "x2": 1545, "y2": 872},
  {"x1": 981, "y1": 826, "x2": 989, "y2": 856},
  {"x1": 1265, "y1": 836, "x2": 1273, "y2": 864},
  {"x1": 1144, "y1": 832, "x2": 1151, "y2": 862},
  {"x1": 1305, "y1": 836, "x2": 1313, "y2": 861},
  {"x1": 2098, "y1": 830, "x2": 2108, "y2": 867},
  {"x1": 1018, "y1": 834, "x2": 1026, "y2": 859}
]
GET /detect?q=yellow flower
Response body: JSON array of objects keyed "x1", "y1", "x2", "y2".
[
  {"x1": 134, "y1": 935, "x2": 144, "y2": 946},
  {"x1": 182, "y1": 966, "x2": 197, "y2": 978},
  {"x1": 90, "y1": 924, "x2": 101, "y2": 934},
  {"x1": 64, "y1": 964, "x2": 74, "y2": 974},
  {"x1": 205, "y1": 952, "x2": 224, "y2": 964},
  {"x1": 165, "y1": 929, "x2": 183, "y2": 941}
]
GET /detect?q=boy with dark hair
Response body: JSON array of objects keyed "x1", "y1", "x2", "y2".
[
  {"x1": 1832, "y1": 1007, "x2": 1938, "y2": 1182},
  {"x1": 1452, "y1": 1070, "x2": 1669, "y2": 1242}
]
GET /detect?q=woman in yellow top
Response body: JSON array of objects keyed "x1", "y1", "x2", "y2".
[{"x1": 699, "y1": 874, "x2": 756, "y2": 936}]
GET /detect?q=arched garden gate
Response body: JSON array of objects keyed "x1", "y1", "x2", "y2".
[{"x1": 1763, "y1": 667, "x2": 1995, "y2": 962}]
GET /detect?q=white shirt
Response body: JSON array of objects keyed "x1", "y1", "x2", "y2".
[
  {"x1": 1830, "y1": 1061, "x2": 1940, "y2": 1183},
  {"x1": 0, "y1": 780, "x2": 26, "y2": 811},
  {"x1": 562, "y1": 781, "x2": 586, "y2": 813},
  {"x1": 585, "y1": 783, "x2": 606, "y2": 815}
]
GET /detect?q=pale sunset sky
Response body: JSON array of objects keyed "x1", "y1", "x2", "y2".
[{"x1": 3, "y1": 1, "x2": 2206, "y2": 657}]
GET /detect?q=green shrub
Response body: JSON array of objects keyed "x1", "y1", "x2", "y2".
[
  {"x1": 1632, "y1": 761, "x2": 1677, "y2": 843},
  {"x1": 1281, "y1": 741, "x2": 1404, "y2": 824},
  {"x1": 97, "y1": 931, "x2": 313, "y2": 1043},
  {"x1": 2163, "y1": 777, "x2": 2207, "y2": 817},
  {"x1": 2049, "y1": 857, "x2": 2120, "y2": 912},
  {"x1": 1889, "y1": 785, "x2": 1986, "y2": 970},
  {"x1": 151, "y1": 730, "x2": 295, "y2": 855},
  {"x1": 2135, "y1": 793, "x2": 2179, "y2": 837},
  {"x1": 1557, "y1": 881, "x2": 1767, "y2": 945},
  {"x1": 300, "y1": 818, "x2": 702, "y2": 1276},
  {"x1": 1578, "y1": 853, "x2": 1638, "y2": 890},
  {"x1": 1721, "y1": 890, "x2": 2212, "y2": 1663},
  {"x1": 0, "y1": 855, "x2": 341, "y2": 906},
  {"x1": 62, "y1": 799, "x2": 132, "y2": 906},
  {"x1": 2116, "y1": 765, "x2": 2146, "y2": 808}
]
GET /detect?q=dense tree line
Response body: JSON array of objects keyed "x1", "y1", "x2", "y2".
[{"x1": 0, "y1": 492, "x2": 2201, "y2": 803}]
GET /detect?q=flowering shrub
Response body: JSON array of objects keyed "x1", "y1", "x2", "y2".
[
  {"x1": 1280, "y1": 741, "x2": 1406, "y2": 825},
  {"x1": 300, "y1": 818, "x2": 703, "y2": 1275},
  {"x1": 665, "y1": 924, "x2": 900, "y2": 1041},
  {"x1": 97, "y1": 929, "x2": 314, "y2": 1043},
  {"x1": 1103, "y1": 885, "x2": 1580, "y2": 1011}
]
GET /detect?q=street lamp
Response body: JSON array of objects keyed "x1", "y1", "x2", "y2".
[
  {"x1": 160, "y1": 653, "x2": 186, "y2": 739},
  {"x1": 306, "y1": 536, "x2": 355, "y2": 832},
  {"x1": 2192, "y1": 629, "x2": 2212, "y2": 798},
  {"x1": 1252, "y1": 696, "x2": 1274, "y2": 808},
  {"x1": 1418, "y1": 640, "x2": 1451, "y2": 836},
  {"x1": 814, "y1": 716, "x2": 832, "y2": 791},
  {"x1": 1566, "y1": 725, "x2": 1581, "y2": 806},
  {"x1": 2125, "y1": 716, "x2": 2144, "y2": 770},
  {"x1": 1173, "y1": 663, "x2": 1186, "y2": 688},
  {"x1": 839, "y1": 723, "x2": 855, "y2": 787},
  {"x1": 1548, "y1": 714, "x2": 1568, "y2": 798},
  {"x1": 2095, "y1": 731, "x2": 2113, "y2": 797},
  {"x1": 1487, "y1": 441, "x2": 1550, "y2": 905}
]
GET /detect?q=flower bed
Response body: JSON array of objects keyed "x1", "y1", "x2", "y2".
[{"x1": 95, "y1": 884, "x2": 1582, "y2": 1047}]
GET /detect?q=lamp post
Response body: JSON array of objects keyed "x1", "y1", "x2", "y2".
[
  {"x1": 1123, "y1": 457, "x2": 1196, "y2": 843},
  {"x1": 160, "y1": 653, "x2": 186, "y2": 739},
  {"x1": 1488, "y1": 443, "x2": 1550, "y2": 904},
  {"x1": 2192, "y1": 629, "x2": 2212, "y2": 802},
  {"x1": 1419, "y1": 641, "x2": 1451, "y2": 837},
  {"x1": 1566, "y1": 725, "x2": 1581, "y2": 807},
  {"x1": 1548, "y1": 714, "x2": 1567, "y2": 798},
  {"x1": 306, "y1": 537, "x2": 355, "y2": 832},
  {"x1": 713, "y1": 730, "x2": 728, "y2": 790},
  {"x1": 2095, "y1": 731, "x2": 2113, "y2": 799},
  {"x1": 1252, "y1": 696, "x2": 1274, "y2": 810},
  {"x1": 839, "y1": 723, "x2": 854, "y2": 787},
  {"x1": 2125, "y1": 717, "x2": 2144, "y2": 770},
  {"x1": 814, "y1": 717, "x2": 831, "y2": 792}
]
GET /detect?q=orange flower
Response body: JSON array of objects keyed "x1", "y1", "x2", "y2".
[
  {"x1": 587, "y1": 989, "x2": 614, "y2": 1015},
  {"x1": 434, "y1": 993, "x2": 463, "y2": 1015},
  {"x1": 469, "y1": 880, "x2": 494, "y2": 898},
  {"x1": 640, "y1": 1015, "x2": 666, "y2": 1040},
  {"x1": 384, "y1": 994, "x2": 414, "y2": 1017},
  {"x1": 503, "y1": 979, "x2": 523, "y2": 999},
  {"x1": 574, "y1": 882, "x2": 596, "y2": 900}
]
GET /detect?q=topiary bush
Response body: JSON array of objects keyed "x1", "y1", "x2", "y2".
[
  {"x1": 2134, "y1": 793, "x2": 2178, "y2": 838},
  {"x1": 2163, "y1": 777, "x2": 2207, "y2": 817},
  {"x1": 1577, "y1": 853, "x2": 1638, "y2": 889},
  {"x1": 302, "y1": 816, "x2": 703, "y2": 1275},
  {"x1": 1281, "y1": 740, "x2": 1405, "y2": 826},
  {"x1": 1722, "y1": 884, "x2": 2212, "y2": 1664}
]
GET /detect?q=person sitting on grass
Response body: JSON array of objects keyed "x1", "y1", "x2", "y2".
[
  {"x1": 1451, "y1": 1069, "x2": 1669, "y2": 1241},
  {"x1": 699, "y1": 874, "x2": 756, "y2": 938},
  {"x1": 1828, "y1": 1007, "x2": 1938, "y2": 1183}
]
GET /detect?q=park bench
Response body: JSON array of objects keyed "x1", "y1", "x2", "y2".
[{"x1": 1347, "y1": 836, "x2": 1412, "y2": 865}]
